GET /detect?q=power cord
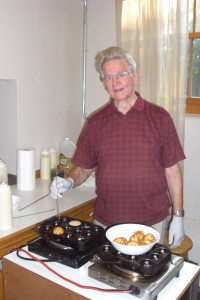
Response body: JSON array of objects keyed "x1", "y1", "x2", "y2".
[
  {"x1": 13, "y1": 248, "x2": 134, "y2": 294},
  {"x1": 15, "y1": 249, "x2": 56, "y2": 262}
]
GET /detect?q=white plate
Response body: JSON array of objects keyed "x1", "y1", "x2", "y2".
[{"x1": 106, "y1": 223, "x2": 160, "y2": 255}]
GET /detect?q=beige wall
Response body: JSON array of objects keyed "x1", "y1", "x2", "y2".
[
  {"x1": 183, "y1": 115, "x2": 200, "y2": 266},
  {"x1": 86, "y1": 0, "x2": 116, "y2": 117},
  {"x1": 0, "y1": 0, "x2": 116, "y2": 172},
  {"x1": 0, "y1": 0, "x2": 200, "y2": 267}
]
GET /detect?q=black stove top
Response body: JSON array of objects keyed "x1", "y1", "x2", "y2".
[
  {"x1": 28, "y1": 237, "x2": 103, "y2": 269},
  {"x1": 27, "y1": 237, "x2": 184, "y2": 300},
  {"x1": 28, "y1": 216, "x2": 105, "y2": 268}
]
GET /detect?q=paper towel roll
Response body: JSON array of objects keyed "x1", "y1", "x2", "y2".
[{"x1": 17, "y1": 148, "x2": 36, "y2": 190}]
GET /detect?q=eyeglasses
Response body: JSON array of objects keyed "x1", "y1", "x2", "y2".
[{"x1": 102, "y1": 71, "x2": 134, "y2": 82}]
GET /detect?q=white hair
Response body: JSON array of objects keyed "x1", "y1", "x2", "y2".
[{"x1": 95, "y1": 46, "x2": 137, "y2": 79}]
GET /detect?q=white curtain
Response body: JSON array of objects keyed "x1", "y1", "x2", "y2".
[{"x1": 116, "y1": 0, "x2": 189, "y2": 146}]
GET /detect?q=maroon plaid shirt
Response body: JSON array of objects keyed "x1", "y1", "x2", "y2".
[{"x1": 72, "y1": 93, "x2": 186, "y2": 226}]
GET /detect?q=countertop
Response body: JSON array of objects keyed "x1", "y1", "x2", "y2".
[
  {"x1": 3, "y1": 246, "x2": 200, "y2": 300},
  {"x1": 2, "y1": 177, "x2": 200, "y2": 299},
  {"x1": 0, "y1": 177, "x2": 96, "y2": 239}
]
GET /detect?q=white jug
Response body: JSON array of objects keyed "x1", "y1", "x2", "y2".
[{"x1": 59, "y1": 138, "x2": 76, "y2": 176}]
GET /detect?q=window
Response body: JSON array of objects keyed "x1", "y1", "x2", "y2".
[{"x1": 186, "y1": 0, "x2": 200, "y2": 114}]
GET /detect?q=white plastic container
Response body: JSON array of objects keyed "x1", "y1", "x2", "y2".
[
  {"x1": 49, "y1": 147, "x2": 57, "y2": 169},
  {"x1": 40, "y1": 149, "x2": 51, "y2": 180},
  {"x1": 59, "y1": 138, "x2": 76, "y2": 176},
  {"x1": 0, "y1": 160, "x2": 8, "y2": 184},
  {"x1": 0, "y1": 182, "x2": 13, "y2": 230}
]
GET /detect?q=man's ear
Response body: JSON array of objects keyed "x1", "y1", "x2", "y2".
[{"x1": 133, "y1": 70, "x2": 139, "y2": 85}]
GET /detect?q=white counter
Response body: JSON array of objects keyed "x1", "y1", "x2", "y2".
[
  {"x1": 0, "y1": 178, "x2": 96, "y2": 239},
  {"x1": 2, "y1": 179, "x2": 200, "y2": 299},
  {"x1": 3, "y1": 247, "x2": 200, "y2": 300}
]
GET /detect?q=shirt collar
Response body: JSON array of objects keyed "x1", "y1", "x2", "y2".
[
  {"x1": 109, "y1": 91, "x2": 145, "y2": 115},
  {"x1": 133, "y1": 92, "x2": 145, "y2": 111}
]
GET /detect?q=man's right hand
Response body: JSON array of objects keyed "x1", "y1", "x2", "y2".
[{"x1": 50, "y1": 176, "x2": 74, "y2": 199}]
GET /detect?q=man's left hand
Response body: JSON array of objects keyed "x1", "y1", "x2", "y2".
[{"x1": 168, "y1": 216, "x2": 184, "y2": 248}]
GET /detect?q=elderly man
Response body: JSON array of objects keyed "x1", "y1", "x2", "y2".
[{"x1": 51, "y1": 47, "x2": 185, "y2": 248}]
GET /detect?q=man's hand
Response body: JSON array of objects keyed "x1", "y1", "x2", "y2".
[
  {"x1": 168, "y1": 216, "x2": 184, "y2": 248},
  {"x1": 50, "y1": 176, "x2": 74, "y2": 199}
]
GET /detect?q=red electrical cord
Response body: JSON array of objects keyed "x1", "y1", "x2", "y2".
[{"x1": 14, "y1": 248, "x2": 133, "y2": 294}]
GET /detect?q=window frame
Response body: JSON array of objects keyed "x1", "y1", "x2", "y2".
[{"x1": 186, "y1": 0, "x2": 200, "y2": 114}]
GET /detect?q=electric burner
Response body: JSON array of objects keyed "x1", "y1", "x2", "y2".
[
  {"x1": 88, "y1": 243, "x2": 184, "y2": 299},
  {"x1": 28, "y1": 216, "x2": 105, "y2": 268},
  {"x1": 28, "y1": 237, "x2": 104, "y2": 269},
  {"x1": 108, "y1": 264, "x2": 156, "y2": 281},
  {"x1": 94, "y1": 242, "x2": 172, "y2": 277},
  {"x1": 88, "y1": 255, "x2": 184, "y2": 299}
]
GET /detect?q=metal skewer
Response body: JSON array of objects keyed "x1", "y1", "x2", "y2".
[
  {"x1": 56, "y1": 174, "x2": 60, "y2": 218},
  {"x1": 18, "y1": 193, "x2": 49, "y2": 211}
]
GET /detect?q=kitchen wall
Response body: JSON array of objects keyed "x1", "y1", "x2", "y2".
[
  {"x1": 183, "y1": 115, "x2": 200, "y2": 266},
  {"x1": 0, "y1": 0, "x2": 83, "y2": 172},
  {"x1": 0, "y1": 0, "x2": 116, "y2": 173},
  {"x1": 0, "y1": 0, "x2": 199, "y2": 266},
  {"x1": 0, "y1": 80, "x2": 17, "y2": 174}
]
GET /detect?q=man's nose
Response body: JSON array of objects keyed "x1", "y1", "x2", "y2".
[{"x1": 112, "y1": 75, "x2": 120, "y2": 84}]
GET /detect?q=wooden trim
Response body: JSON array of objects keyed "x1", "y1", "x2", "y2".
[
  {"x1": 0, "y1": 225, "x2": 39, "y2": 259},
  {"x1": 188, "y1": 38, "x2": 193, "y2": 98},
  {"x1": 186, "y1": 0, "x2": 200, "y2": 114},
  {"x1": 36, "y1": 170, "x2": 40, "y2": 178},
  {"x1": 186, "y1": 98, "x2": 200, "y2": 114},
  {"x1": 193, "y1": 0, "x2": 196, "y2": 32},
  {"x1": 189, "y1": 32, "x2": 200, "y2": 38}
]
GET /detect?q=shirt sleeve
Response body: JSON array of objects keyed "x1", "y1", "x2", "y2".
[
  {"x1": 72, "y1": 120, "x2": 97, "y2": 169},
  {"x1": 161, "y1": 111, "x2": 186, "y2": 168}
]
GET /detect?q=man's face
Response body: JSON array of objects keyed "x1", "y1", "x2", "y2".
[{"x1": 102, "y1": 59, "x2": 138, "y2": 102}]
